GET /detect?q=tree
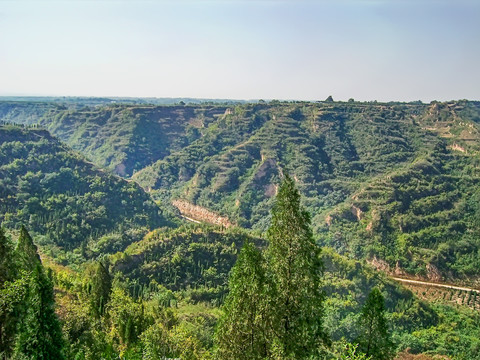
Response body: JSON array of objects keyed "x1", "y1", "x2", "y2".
[
  {"x1": 215, "y1": 240, "x2": 267, "y2": 359},
  {"x1": 13, "y1": 264, "x2": 65, "y2": 360},
  {"x1": 107, "y1": 287, "x2": 146, "y2": 352},
  {"x1": 265, "y1": 174, "x2": 326, "y2": 359},
  {"x1": 0, "y1": 227, "x2": 22, "y2": 358},
  {"x1": 84, "y1": 261, "x2": 112, "y2": 318},
  {"x1": 356, "y1": 288, "x2": 394, "y2": 360},
  {"x1": 340, "y1": 342, "x2": 371, "y2": 360},
  {"x1": 15, "y1": 225, "x2": 41, "y2": 270},
  {"x1": 0, "y1": 274, "x2": 29, "y2": 359},
  {"x1": 12, "y1": 228, "x2": 65, "y2": 360},
  {"x1": 0, "y1": 228, "x2": 14, "y2": 284}
]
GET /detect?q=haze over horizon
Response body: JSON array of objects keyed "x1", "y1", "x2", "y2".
[{"x1": 1, "y1": 0, "x2": 479, "y2": 102}]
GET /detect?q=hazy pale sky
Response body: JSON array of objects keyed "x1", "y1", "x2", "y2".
[{"x1": 1, "y1": 0, "x2": 479, "y2": 101}]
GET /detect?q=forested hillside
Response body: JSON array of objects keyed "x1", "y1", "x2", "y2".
[
  {"x1": 37, "y1": 105, "x2": 228, "y2": 177},
  {"x1": 2, "y1": 100, "x2": 480, "y2": 281},
  {"x1": 1, "y1": 105, "x2": 480, "y2": 359},
  {"x1": 130, "y1": 100, "x2": 479, "y2": 282},
  {"x1": 0, "y1": 125, "x2": 170, "y2": 261},
  {"x1": 0, "y1": 101, "x2": 60, "y2": 124},
  {"x1": 4, "y1": 213, "x2": 478, "y2": 358}
]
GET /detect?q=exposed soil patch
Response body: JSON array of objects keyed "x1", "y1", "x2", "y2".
[{"x1": 172, "y1": 199, "x2": 233, "y2": 228}]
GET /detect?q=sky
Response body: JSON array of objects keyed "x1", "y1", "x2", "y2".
[{"x1": 0, "y1": 0, "x2": 479, "y2": 102}]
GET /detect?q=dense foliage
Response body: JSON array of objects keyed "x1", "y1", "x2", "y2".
[
  {"x1": 215, "y1": 240, "x2": 267, "y2": 359},
  {"x1": 0, "y1": 126, "x2": 169, "y2": 258},
  {"x1": 263, "y1": 175, "x2": 326, "y2": 358},
  {"x1": 2, "y1": 224, "x2": 480, "y2": 359},
  {"x1": 0, "y1": 227, "x2": 64, "y2": 359},
  {"x1": 112, "y1": 224, "x2": 264, "y2": 299},
  {"x1": 2, "y1": 100, "x2": 480, "y2": 279},
  {"x1": 216, "y1": 176, "x2": 327, "y2": 359},
  {"x1": 3, "y1": 104, "x2": 229, "y2": 177},
  {"x1": 1, "y1": 99, "x2": 480, "y2": 359},
  {"x1": 356, "y1": 288, "x2": 394, "y2": 359}
]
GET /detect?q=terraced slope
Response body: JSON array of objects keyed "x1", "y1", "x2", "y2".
[
  {"x1": 38, "y1": 105, "x2": 228, "y2": 177},
  {"x1": 2, "y1": 100, "x2": 480, "y2": 279},
  {"x1": 133, "y1": 102, "x2": 443, "y2": 227},
  {"x1": 132, "y1": 101, "x2": 480, "y2": 280}
]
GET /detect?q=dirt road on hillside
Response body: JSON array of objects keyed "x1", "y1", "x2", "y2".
[{"x1": 393, "y1": 277, "x2": 480, "y2": 294}]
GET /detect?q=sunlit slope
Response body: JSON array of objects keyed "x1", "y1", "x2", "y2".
[
  {"x1": 0, "y1": 126, "x2": 169, "y2": 251},
  {"x1": 133, "y1": 101, "x2": 480, "y2": 279}
]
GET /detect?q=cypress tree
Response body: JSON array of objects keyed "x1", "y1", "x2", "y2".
[
  {"x1": 0, "y1": 227, "x2": 20, "y2": 358},
  {"x1": 265, "y1": 174, "x2": 326, "y2": 359},
  {"x1": 215, "y1": 175, "x2": 327, "y2": 359},
  {"x1": 0, "y1": 228, "x2": 14, "y2": 284},
  {"x1": 356, "y1": 288, "x2": 394, "y2": 360},
  {"x1": 86, "y1": 261, "x2": 112, "y2": 318},
  {"x1": 13, "y1": 265, "x2": 65, "y2": 360},
  {"x1": 15, "y1": 225, "x2": 41, "y2": 270},
  {"x1": 215, "y1": 240, "x2": 267, "y2": 359},
  {"x1": 12, "y1": 227, "x2": 65, "y2": 360}
]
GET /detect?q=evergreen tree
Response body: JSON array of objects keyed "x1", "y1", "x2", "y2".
[
  {"x1": 0, "y1": 228, "x2": 14, "y2": 284},
  {"x1": 0, "y1": 227, "x2": 20, "y2": 358},
  {"x1": 11, "y1": 227, "x2": 65, "y2": 360},
  {"x1": 356, "y1": 288, "x2": 394, "y2": 360},
  {"x1": 13, "y1": 265, "x2": 65, "y2": 360},
  {"x1": 86, "y1": 261, "x2": 112, "y2": 318},
  {"x1": 265, "y1": 174, "x2": 326, "y2": 359},
  {"x1": 0, "y1": 275, "x2": 29, "y2": 359},
  {"x1": 215, "y1": 240, "x2": 267, "y2": 360},
  {"x1": 15, "y1": 225, "x2": 41, "y2": 270}
]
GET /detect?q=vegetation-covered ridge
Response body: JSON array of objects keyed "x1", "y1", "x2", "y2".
[
  {"x1": 1, "y1": 102, "x2": 229, "y2": 177},
  {"x1": 0, "y1": 125, "x2": 170, "y2": 258},
  {"x1": 2, "y1": 174, "x2": 480, "y2": 359},
  {"x1": 111, "y1": 224, "x2": 264, "y2": 296},
  {"x1": 51, "y1": 214, "x2": 480, "y2": 359},
  {"x1": 134, "y1": 100, "x2": 480, "y2": 281},
  {"x1": 2, "y1": 99, "x2": 480, "y2": 280}
]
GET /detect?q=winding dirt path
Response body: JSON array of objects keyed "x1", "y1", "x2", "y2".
[
  {"x1": 392, "y1": 277, "x2": 480, "y2": 294},
  {"x1": 179, "y1": 214, "x2": 201, "y2": 224}
]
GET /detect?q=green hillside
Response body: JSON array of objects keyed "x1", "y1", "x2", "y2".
[
  {"x1": 111, "y1": 225, "x2": 265, "y2": 299},
  {"x1": 132, "y1": 100, "x2": 480, "y2": 281},
  {"x1": 1, "y1": 116, "x2": 479, "y2": 359},
  {"x1": 0, "y1": 101, "x2": 61, "y2": 125},
  {"x1": 38, "y1": 105, "x2": 228, "y2": 177},
  {"x1": 2, "y1": 100, "x2": 480, "y2": 280},
  {"x1": 0, "y1": 101, "x2": 230, "y2": 177},
  {"x1": 60, "y1": 225, "x2": 478, "y2": 359},
  {"x1": 0, "y1": 125, "x2": 170, "y2": 258}
]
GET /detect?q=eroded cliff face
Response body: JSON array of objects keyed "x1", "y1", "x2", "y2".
[{"x1": 172, "y1": 199, "x2": 233, "y2": 227}]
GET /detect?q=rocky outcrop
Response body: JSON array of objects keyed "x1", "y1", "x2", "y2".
[
  {"x1": 449, "y1": 143, "x2": 466, "y2": 153},
  {"x1": 426, "y1": 263, "x2": 442, "y2": 282},
  {"x1": 369, "y1": 255, "x2": 391, "y2": 273},
  {"x1": 351, "y1": 204, "x2": 363, "y2": 221},
  {"x1": 172, "y1": 199, "x2": 232, "y2": 228}
]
